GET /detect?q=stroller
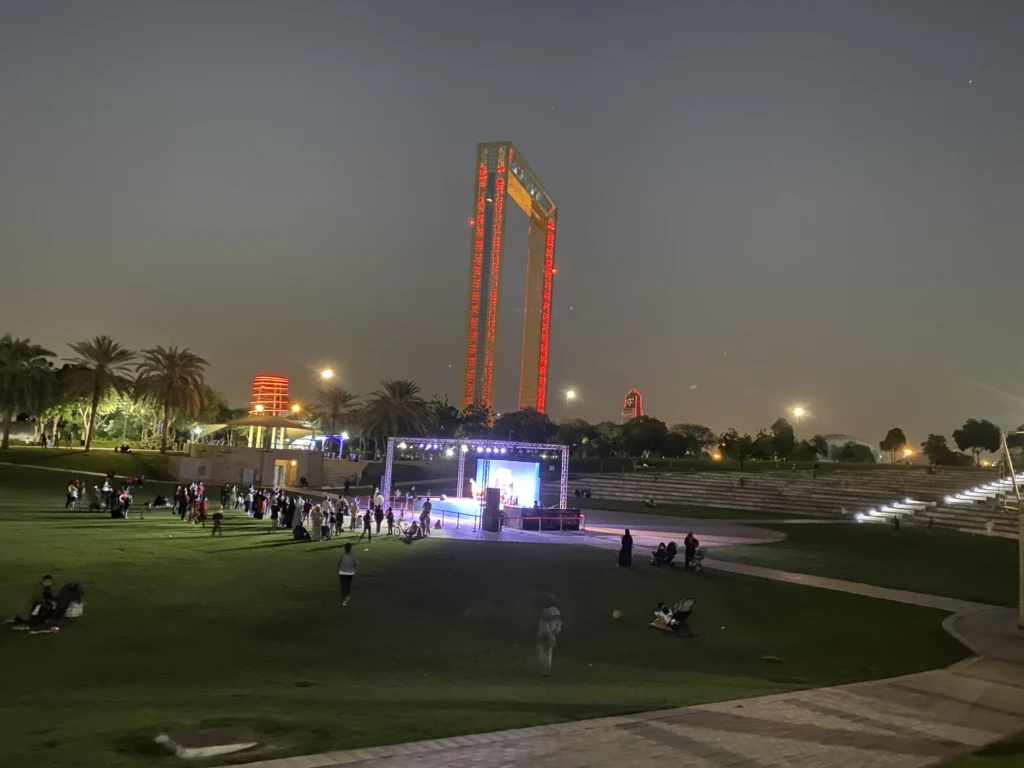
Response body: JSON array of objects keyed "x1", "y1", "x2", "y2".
[
  {"x1": 400, "y1": 520, "x2": 425, "y2": 542},
  {"x1": 650, "y1": 597, "x2": 696, "y2": 637},
  {"x1": 651, "y1": 542, "x2": 678, "y2": 567},
  {"x1": 685, "y1": 547, "x2": 707, "y2": 573}
]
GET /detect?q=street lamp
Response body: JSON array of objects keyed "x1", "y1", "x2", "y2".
[
  {"x1": 320, "y1": 368, "x2": 333, "y2": 382},
  {"x1": 791, "y1": 405, "x2": 806, "y2": 435},
  {"x1": 291, "y1": 404, "x2": 302, "y2": 414},
  {"x1": 254, "y1": 404, "x2": 264, "y2": 413},
  {"x1": 565, "y1": 389, "x2": 577, "y2": 403}
]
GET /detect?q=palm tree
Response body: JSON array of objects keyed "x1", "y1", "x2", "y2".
[
  {"x1": 309, "y1": 386, "x2": 359, "y2": 435},
  {"x1": 0, "y1": 335, "x2": 54, "y2": 449},
  {"x1": 135, "y1": 346, "x2": 209, "y2": 453},
  {"x1": 66, "y1": 335, "x2": 136, "y2": 452},
  {"x1": 362, "y1": 378, "x2": 428, "y2": 439}
]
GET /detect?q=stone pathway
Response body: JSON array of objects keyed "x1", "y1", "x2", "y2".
[
  {"x1": 233, "y1": 653, "x2": 1024, "y2": 768},
  {"x1": 703, "y1": 559, "x2": 993, "y2": 614}
]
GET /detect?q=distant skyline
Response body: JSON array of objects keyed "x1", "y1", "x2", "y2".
[{"x1": 1, "y1": 1, "x2": 1023, "y2": 444}]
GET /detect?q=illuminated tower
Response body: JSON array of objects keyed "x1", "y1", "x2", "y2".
[
  {"x1": 248, "y1": 375, "x2": 290, "y2": 449},
  {"x1": 249, "y1": 375, "x2": 290, "y2": 416},
  {"x1": 621, "y1": 388, "x2": 643, "y2": 422},
  {"x1": 463, "y1": 142, "x2": 557, "y2": 414}
]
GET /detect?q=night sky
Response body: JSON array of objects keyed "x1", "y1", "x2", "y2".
[{"x1": 2, "y1": 1, "x2": 1022, "y2": 443}]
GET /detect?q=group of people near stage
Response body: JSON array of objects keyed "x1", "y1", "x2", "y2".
[{"x1": 208, "y1": 483, "x2": 437, "y2": 543}]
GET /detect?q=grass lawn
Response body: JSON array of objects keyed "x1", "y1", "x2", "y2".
[
  {"x1": 0, "y1": 467, "x2": 968, "y2": 767},
  {"x1": 0, "y1": 446, "x2": 175, "y2": 480},
  {"x1": 570, "y1": 498, "x2": 799, "y2": 520},
  {"x1": 941, "y1": 731, "x2": 1024, "y2": 766},
  {"x1": 712, "y1": 523, "x2": 1020, "y2": 607}
]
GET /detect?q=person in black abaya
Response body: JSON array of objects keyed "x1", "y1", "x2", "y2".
[{"x1": 617, "y1": 529, "x2": 633, "y2": 567}]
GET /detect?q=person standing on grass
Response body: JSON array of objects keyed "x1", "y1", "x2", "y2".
[
  {"x1": 349, "y1": 499, "x2": 360, "y2": 531},
  {"x1": 65, "y1": 480, "x2": 78, "y2": 510},
  {"x1": 337, "y1": 542, "x2": 357, "y2": 606},
  {"x1": 358, "y1": 508, "x2": 373, "y2": 542},
  {"x1": 536, "y1": 595, "x2": 562, "y2": 676},
  {"x1": 211, "y1": 505, "x2": 224, "y2": 536},
  {"x1": 374, "y1": 505, "x2": 384, "y2": 534},
  {"x1": 385, "y1": 507, "x2": 395, "y2": 535}
]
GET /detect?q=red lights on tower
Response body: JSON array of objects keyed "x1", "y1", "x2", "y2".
[
  {"x1": 621, "y1": 388, "x2": 643, "y2": 421},
  {"x1": 463, "y1": 162, "x2": 489, "y2": 406},
  {"x1": 482, "y1": 168, "x2": 506, "y2": 408},
  {"x1": 250, "y1": 375, "x2": 290, "y2": 416},
  {"x1": 535, "y1": 215, "x2": 557, "y2": 413}
]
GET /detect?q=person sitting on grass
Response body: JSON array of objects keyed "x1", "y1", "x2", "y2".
[{"x1": 6, "y1": 575, "x2": 55, "y2": 631}]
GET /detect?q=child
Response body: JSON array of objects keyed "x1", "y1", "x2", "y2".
[{"x1": 211, "y1": 504, "x2": 224, "y2": 536}]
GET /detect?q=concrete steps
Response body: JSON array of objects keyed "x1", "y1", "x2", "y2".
[
  {"x1": 542, "y1": 468, "x2": 1020, "y2": 539},
  {"x1": 322, "y1": 458, "x2": 368, "y2": 488}
]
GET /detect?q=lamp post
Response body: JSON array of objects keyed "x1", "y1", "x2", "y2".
[
  {"x1": 320, "y1": 368, "x2": 333, "y2": 391},
  {"x1": 340, "y1": 430, "x2": 349, "y2": 460}
]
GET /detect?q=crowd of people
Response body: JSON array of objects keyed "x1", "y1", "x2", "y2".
[{"x1": 65, "y1": 477, "x2": 139, "y2": 519}]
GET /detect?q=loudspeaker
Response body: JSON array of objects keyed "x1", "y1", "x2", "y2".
[{"x1": 482, "y1": 487, "x2": 502, "y2": 532}]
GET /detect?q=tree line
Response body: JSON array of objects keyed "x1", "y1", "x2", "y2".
[
  {"x1": 3, "y1": 333, "x2": 1019, "y2": 466},
  {"x1": 0, "y1": 334, "x2": 211, "y2": 453}
]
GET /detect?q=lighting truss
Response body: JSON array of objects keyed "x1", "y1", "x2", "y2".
[{"x1": 381, "y1": 436, "x2": 569, "y2": 510}]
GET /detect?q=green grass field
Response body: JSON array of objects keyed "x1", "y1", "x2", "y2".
[
  {"x1": 571, "y1": 498, "x2": 798, "y2": 520},
  {"x1": 712, "y1": 523, "x2": 1019, "y2": 606},
  {"x1": 0, "y1": 467, "x2": 969, "y2": 767},
  {"x1": 941, "y1": 731, "x2": 1024, "y2": 766},
  {"x1": 0, "y1": 446, "x2": 175, "y2": 480}
]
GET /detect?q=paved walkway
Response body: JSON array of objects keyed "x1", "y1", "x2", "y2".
[
  {"x1": 704, "y1": 559, "x2": 993, "y2": 614},
  {"x1": 234, "y1": 651, "x2": 1024, "y2": 768}
]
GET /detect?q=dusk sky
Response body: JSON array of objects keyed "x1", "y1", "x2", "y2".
[{"x1": 2, "y1": 1, "x2": 1022, "y2": 444}]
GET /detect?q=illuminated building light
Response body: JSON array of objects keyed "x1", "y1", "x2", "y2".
[
  {"x1": 463, "y1": 161, "x2": 488, "y2": 407},
  {"x1": 621, "y1": 388, "x2": 643, "y2": 421},
  {"x1": 535, "y1": 215, "x2": 556, "y2": 413},
  {"x1": 482, "y1": 164, "x2": 506, "y2": 409},
  {"x1": 461, "y1": 445, "x2": 469, "y2": 453},
  {"x1": 250, "y1": 375, "x2": 290, "y2": 416}
]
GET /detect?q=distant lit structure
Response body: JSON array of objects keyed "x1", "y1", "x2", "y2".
[
  {"x1": 250, "y1": 375, "x2": 290, "y2": 416},
  {"x1": 463, "y1": 142, "x2": 558, "y2": 414},
  {"x1": 621, "y1": 388, "x2": 644, "y2": 421},
  {"x1": 249, "y1": 375, "x2": 291, "y2": 448}
]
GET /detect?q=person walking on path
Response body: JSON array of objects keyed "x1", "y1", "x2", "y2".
[
  {"x1": 617, "y1": 529, "x2": 633, "y2": 568},
  {"x1": 358, "y1": 509, "x2": 373, "y2": 542},
  {"x1": 536, "y1": 595, "x2": 562, "y2": 676},
  {"x1": 374, "y1": 505, "x2": 384, "y2": 534},
  {"x1": 337, "y1": 543, "x2": 357, "y2": 606}
]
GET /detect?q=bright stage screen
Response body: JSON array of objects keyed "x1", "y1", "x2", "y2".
[{"x1": 473, "y1": 459, "x2": 540, "y2": 508}]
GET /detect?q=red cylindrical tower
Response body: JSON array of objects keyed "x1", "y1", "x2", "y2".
[{"x1": 249, "y1": 375, "x2": 290, "y2": 416}]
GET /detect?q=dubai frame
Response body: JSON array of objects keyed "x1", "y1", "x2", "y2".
[{"x1": 463, "y1": 142, "x2": 558, "y2": 414}]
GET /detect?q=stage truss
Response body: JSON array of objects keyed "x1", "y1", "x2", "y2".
[{"x1": 381, "y1": 437, "x2": 569, "y2": 510}]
